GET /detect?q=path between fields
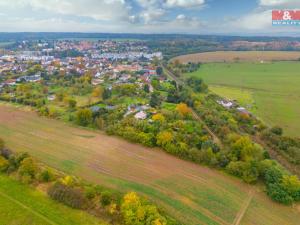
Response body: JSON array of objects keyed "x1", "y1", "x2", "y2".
[
  {"x1": 232, "y1": 190, "x2": 254, "y2": 225},
  {"x1": 0, "y1": 189, "x2": 58, "y2": 225},
  {"x1": 191, "y1": 110, "x2": 223, "y2": 147}
]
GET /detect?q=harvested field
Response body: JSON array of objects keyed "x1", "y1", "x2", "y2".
[
  {"x1": 173, "y1": 51, "x2": 300, "y2": 63},
  {"x1": 0, "y1": 103, "x2": 299, "y2": 225}
]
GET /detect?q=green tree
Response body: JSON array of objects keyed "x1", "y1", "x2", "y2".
[
  {"x1": 230, "y1": 136, "x2": 264, "y2": 162},
  {"x1": 103, "y1": 88, "x2": 112, "y2": 100},
  {"x1": 76, "y1": 109, "x2": 93, "y2": 126},
  {"x1": 39, "y1": 169, "x2": 55, "y2": 182},
  {"x1": 150, "y1": 92, "x2": 161, "y2": 108},
  {"x1": 156, "y1": 66, "x2": 163, "y2": 76},
  {"x1": 241, "y1": 161, "x2": 259, "y2": 183},
  {"x1": 67, "y1": 98, "x2": 77, "y2": 109},
  {"x1": 143, "y1": 84, "x2": 150, "y2": 93},
  {"x1": 100, "y1": 191, "x2": 113, "y2": 206},
  {"x1": 267, "y1": 183, "x2": 293, "y2": 205}
]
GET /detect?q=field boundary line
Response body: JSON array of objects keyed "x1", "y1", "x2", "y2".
[
  {"x1": 0, "y1": 188, "x2": 58, "y2": 225},
  {"x1": 232, "y1": 190, "x2": 253, "y2": 225}
]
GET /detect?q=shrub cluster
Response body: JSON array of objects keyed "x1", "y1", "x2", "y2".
[
  {"x1": 261, "y1": 127, "x2": 300, "y2": 165},
  {"x1": 48, "y1": 182, "x2": 88, "y2": 209}
]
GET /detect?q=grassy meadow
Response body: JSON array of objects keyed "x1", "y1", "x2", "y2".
[
  {"x1": 174, "y1": 51, "x2": 300, "y2": 63},
  {"x1": 186, "y1": 61, "x2": 300, "y2": 136},
  {"x1": 0, "y1": 175, "x2": 106, "y2": 225},
  {"x1": 0, "y1": 103, "x2": 299, "y2": 225}
]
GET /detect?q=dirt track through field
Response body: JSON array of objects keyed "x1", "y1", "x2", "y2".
[
  {"x1": 232, "y1": 190, "x2": 253, "y2": 225},
  {"x1": 0, "y1": 104, "x2": 299, "y2": 225}
]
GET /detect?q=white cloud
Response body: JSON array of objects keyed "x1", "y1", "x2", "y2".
[
  {"x1": 165, "y1": 0, "x2": 205, "y2": 8},
  {"x1": 176, "y1": 14, "x2": 186, "y2": 20},
  {"x1": 231, "y1": 10, "x2": 272, "y2": 30},
  {"x1": 132, "y1": 16, "x2": 204, "y2": 33},
  {"x1": 135, "y1": 0, "x2": 205, "y2": 24},
  {"x1": 136, "y1": 0, "x2": 205, "y2": 9},
  {"x1": 136, "y1": 0, "x2": 159, "y2": 8},
  {"x1": 217, "y1": 9, "x2": 299, "y2": 35},
  {"x1": 140, "y1": 8, "x2": 166, "y2": 24}
]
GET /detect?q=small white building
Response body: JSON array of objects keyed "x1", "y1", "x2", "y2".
[
  {"x1": 47, "y1": 95, "x2": 56, "y2": 101},
  {"x1": 217, "y1": 100, "x2": 234, "y2": 109},
  {"x1": 134, "y1": 111, "x2": 147, "y2": 120}
]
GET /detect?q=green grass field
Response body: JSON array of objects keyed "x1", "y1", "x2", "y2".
[
  {"x1": 187, "y1": 61, "x2": 300, "y2": 136},
  {"x1": 0, "y1": 175, "x2": 106, "y2": 225},
  {"x1": 0, "y1": 103, "x2": 299, "y2": 225}
]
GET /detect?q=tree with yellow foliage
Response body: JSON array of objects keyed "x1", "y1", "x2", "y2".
[
  {"x1": 176, "y1": 103, "x2": 191, "y2": 117},
  {"x1": 156, "y1": 131, "x2": 173, "y2": 146},
  {"x1": 121, "y1": 192, "x2": 167, "y2": 225},
  {"x1": 152, "y1": 113, "x2": 165, "y2": 123},
  {"x1": 281, "y1": 175, "x2": 300, "y2": 197},
  {"x1": 60, "y1": 175, "x2": 75, "y2": 187},
  {"x1": 92, "y1": 86, "x2": 104, "y2": 98}
]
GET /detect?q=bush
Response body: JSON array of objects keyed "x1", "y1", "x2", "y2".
[
  {"x1": 100, "y1": 191, "x2": 113, "y2": 206},
  {"x1": 267, "y1": 183, "x2": 293, "y2": 205},
  {"x1": 18, "y1": 157, "x2": 39, "y2": 180},
  {"x1": 241, "y1": 162, "x2": 259, "y2": 184},
  {"x1": 226, "y1": 161, "x2": 244, "y2": 177},
  {"x1": 76, "y1": 108, "x2": 93, "y2": 126},
  {"x1": 60, "y1": 175, "x2": 76, "y2": 187},
  {"x1": 15, "y1": 152, "x2": 30, "y2": 167},
  {"x1": 264, "y1": 166, "x2": 283, "y2": 184},
  {"x1": 39, "y1": 169, "x2": 55, "y2": 182},
  {"x1": 0, "y1": 156, "x2": 9, "y2": 172},
  {"x1": 48, "y1": 182, "x2": 87, "y2": 209},
  {"x1": 84, "y1": 186, "x2": 97, "y2": 200},
  {"x1": 270, "y1": 126, "x2": 283, "y2": 136},
  {"x1": 0, "y1": 148, "x2": 12, "y2": 159}
]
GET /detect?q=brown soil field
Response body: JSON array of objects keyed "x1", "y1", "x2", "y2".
[
  {"x1": 173, "y1": 51, "x2": 300, "y2": 63},
  {"x1": 0, "y1": 103, "x2": 299, "y2": 225}
]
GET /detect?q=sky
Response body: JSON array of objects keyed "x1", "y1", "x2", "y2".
[{"x1": 0, "y1": 0, "x2": 299, "y2": 35}]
